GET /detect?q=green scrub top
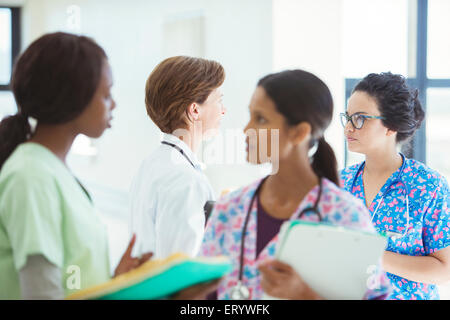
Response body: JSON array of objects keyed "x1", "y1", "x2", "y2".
[{"x1": 0, "y1": 142, "x2": 111, "y2": 299}]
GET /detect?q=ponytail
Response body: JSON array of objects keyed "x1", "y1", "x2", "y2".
[
  {"x1": 311, "y1": 137, "x2": 339, "y2": 185},
  {"x1": 0, "y1": 113, "x2": 31, "y2": 170}
]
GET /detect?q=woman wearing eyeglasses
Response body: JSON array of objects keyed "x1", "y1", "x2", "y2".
[{"x1": 340, "y1": 72, "x2": 450, "y2": 300}]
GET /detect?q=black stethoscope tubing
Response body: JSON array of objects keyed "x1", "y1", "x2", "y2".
[
  {"x1": 161, "y1": 141, "x2": 196, "y2": 168},
  {"x1": 162, "y1": 140, "x2": 215, "y2": 226}
]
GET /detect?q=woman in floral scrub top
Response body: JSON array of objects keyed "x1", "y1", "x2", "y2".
[{"x1": 340, "y1": 72, "x2": 450, "y2": 300}]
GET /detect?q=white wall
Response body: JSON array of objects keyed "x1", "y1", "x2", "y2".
[{"x1": 273, "y1": 0, "x2": 345, "y2": 169}]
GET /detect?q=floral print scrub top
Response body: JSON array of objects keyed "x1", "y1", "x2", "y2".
[
  {"x1": 341, "y1": 156, "x2": 450, "y2": 300},
  {"x1": 200, "y1": 177, "x2": 391, "y2": 300}
]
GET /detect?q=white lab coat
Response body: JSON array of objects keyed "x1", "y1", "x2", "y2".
[{"x1": 129, "y1": 133, "x2": 216, "y2": 259}]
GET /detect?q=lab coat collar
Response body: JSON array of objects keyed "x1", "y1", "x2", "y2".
[{"x1": 161, "y1": 133, "x2": 203, "y2": 170}]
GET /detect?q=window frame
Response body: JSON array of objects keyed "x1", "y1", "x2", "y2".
[
  {"x1": 0, "y1": 6, "x2": 21, "y2": 91},
  {"x1": 343, "y1": 0, "x2": 450, "y2": 166}
]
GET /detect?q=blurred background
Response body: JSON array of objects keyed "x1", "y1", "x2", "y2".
[{"x1": 0, "y1": 0, "x2": 449, "y2": 295}]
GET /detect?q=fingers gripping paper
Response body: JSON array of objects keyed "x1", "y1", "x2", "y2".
[{"x1": 67, "y1": 253, "x2": 231, "y2": 300}]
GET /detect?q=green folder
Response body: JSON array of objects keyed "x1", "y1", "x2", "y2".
[{"x1": 67, "y1": 253, "x2": 231, "y2": 300}]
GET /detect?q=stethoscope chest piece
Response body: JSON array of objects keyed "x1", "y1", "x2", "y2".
[{"x1": 230, "y1": 281, "x2": 250, "y2": 300}]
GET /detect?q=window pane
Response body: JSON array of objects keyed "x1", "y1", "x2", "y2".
[
  {"x1": 426, "y1": 88, "x2": 450, "y2": 182},
  {"x1": 0, "y1": 8, "x2": 12, "y2": 84},
  {"x1": 0, "y1": 91, "x2": 16, "y2": 119},
  {"x1": 342, "y1": 0, "x2": 408, "y2": 78},
  {"x1": 428, "y1": 0, "x2": 450, "y2": 78}
]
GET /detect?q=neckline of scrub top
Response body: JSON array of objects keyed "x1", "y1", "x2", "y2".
[
  {"x1": 358, "y1": 160, "x2": 404, "y2": 212},
  {"x1": 290, "y1": 180, "x2": 322, "y2": 220},
  {"x1": 22, "y1": 141, "x2": 69, "y2": 171},
  {"x1": 161, "y1": 133, "x2": 203, "y2": 170},
  {"x1": 20, "y1": 142, "x2": 93, "y2": 203}
]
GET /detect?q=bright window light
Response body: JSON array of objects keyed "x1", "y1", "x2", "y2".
[
  {"x1": 427, "y1": 0, "x2": 450, "y2": 78},
  {"x1": 342, "y1": 0, "x2": 408, "y2": 78}
]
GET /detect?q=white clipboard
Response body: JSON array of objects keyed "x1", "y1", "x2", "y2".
[{"x1": 262, "y1": 221, "x2": 387, "y2": 300}]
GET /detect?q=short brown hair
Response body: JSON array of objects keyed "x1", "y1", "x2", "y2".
[{"x1": 145, "y1": 56, "x2": 225, "y2": 133}]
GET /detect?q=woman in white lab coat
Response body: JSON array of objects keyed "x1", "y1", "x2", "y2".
[{"x1": 129, "y1": 56, "x2": 226, "y2": 259}]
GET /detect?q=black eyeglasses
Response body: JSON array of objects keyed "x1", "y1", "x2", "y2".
[{"x1": 339, "y1": 112, "x2": 385, "y2": 130}]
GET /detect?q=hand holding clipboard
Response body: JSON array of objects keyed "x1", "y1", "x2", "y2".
[{"x1": 260, "y1": 221, "x2": 388, "y2": 300}]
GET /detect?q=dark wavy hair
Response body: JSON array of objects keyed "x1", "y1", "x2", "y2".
[
  {"x1": 258, "y1": 70, "x2": 339, "y2": 185},
  {"x1": 0, "y1": 32, "x2": 107, "y2": 170},
  {"x1": 353, "y1": 72, "x2": 425, "y2": 143}
]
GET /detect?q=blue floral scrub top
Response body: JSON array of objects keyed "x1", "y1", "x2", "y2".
[{"x1": 341, "y1": 156, "x2": 450, "y2": 300}]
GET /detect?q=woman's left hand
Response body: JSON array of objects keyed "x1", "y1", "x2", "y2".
[
  {"x1": 114, "y1": 234, "x2": 153, "y2": 277},
  {"x1": 258, "y1": 259, "x2": 322, "y2": 300}
]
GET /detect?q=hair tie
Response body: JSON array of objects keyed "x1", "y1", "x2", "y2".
[
  {"x1": 308, "y1": 139, "x2": 319, "y2": 159},
  {"x1": 16, "y1": 112, "x2": 36, "y2": 138}
]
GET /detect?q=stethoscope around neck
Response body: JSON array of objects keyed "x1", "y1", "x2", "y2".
[
  {"x1": 350, "y1": 153, "x2": 410, "y2": 240},
  {"x1": 229, "y1": 176, "x2": 324, "y2": 300},
  {"x1": 161, "y1": 141, "x2": 196, "y2": 168},
  {"x1": 161, "y1": 140, "x2": 215, "y2": 225}
]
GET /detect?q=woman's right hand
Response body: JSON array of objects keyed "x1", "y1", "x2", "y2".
[
  {"x1": 258, "y1": 259, "x2": 322, "y2": 300},
  {"x1": 114, "y1": 234, "x2": 153, "y2": 277}
]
